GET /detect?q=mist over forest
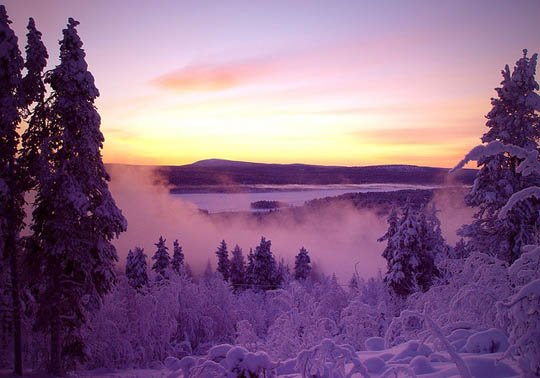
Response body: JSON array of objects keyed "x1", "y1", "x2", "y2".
[{"x1": 108, "y1": 164, "x2": 473, "y2": 280}]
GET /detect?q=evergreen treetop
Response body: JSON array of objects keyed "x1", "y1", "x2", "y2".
[
  {"x1": 20, "y1": 16, "x2": 50, "y2": 190},
  {"x1": 171, "y1": 239, "x2": 185, "y2": 276},
  {"x1": 0, "y1": 4, "x2": 24, "y2": 192},
  {"x1": 152, "y1": 236, "x2": 170, "y2": 280},
  {"x1": 215, "y1": 239, "x2": 230, "y2": 281},
  {"x1": 22, "y1": 17, "x2": 48, "y2": 107},
  {"x1": 229, "y1": 244, "x2": 246, "y2": 291},
  {"x1": 250, "y1": 237, "x2": 280, "y2": 290},
  {"x1": 294, "y1": 247, "x2": 311, "y2": 281},
  {"x1": 126, "y1": 247, "x2": 148, "y2": 291}
]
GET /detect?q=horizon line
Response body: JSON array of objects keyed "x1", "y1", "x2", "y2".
[{"x1": 104, "y1": 158, "x2": 472, "y2": 170}]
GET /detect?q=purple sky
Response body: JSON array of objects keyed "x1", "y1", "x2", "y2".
[{"x1": 4, "y1": 0, "x2": 540, "y2": 167}]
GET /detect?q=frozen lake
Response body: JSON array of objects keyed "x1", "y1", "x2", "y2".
[{"x1": 170, "y1": 184, "x2": 434, "y2": 213}]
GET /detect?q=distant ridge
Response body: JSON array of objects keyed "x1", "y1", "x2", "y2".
[
  {"x1": 188, "y1": 159, "x2": 430, "y2": 170},
  {"x1": 189, "y1": 158, "x2": 334, "y2": 168},
  {"x1": 148, "y1": 159, "x2": 477, "y2": 189},
  {"x1": 189, "y1": 158, "x2": 264, "y2": 168}
]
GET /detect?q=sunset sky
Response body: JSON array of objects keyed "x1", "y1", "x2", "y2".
[{"x1": 4, "y1": 0, "x2": 540, "y2": 168}]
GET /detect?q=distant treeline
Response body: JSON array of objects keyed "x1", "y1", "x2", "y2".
[
  {"x1": 141, "y1": 159, "x2": 477, "y2": 190},
  {"x1": 250, "y1": 200, "x2": 287, "y2": 210},
  {"x1": 206, "y1": 189, "x2": 451, "y2": 227},
  {"x1": 305, "y1": 188, "x2": 439, "y2": 215}
]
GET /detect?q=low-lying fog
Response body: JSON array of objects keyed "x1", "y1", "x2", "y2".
[{"x1": 109, "y1": 166, "x2": 473, "y2": 283}]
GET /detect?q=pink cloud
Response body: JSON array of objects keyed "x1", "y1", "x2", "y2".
[
  {"x1": 149, "y1": 33, "x2": 415, "y2": 94},
  {"x1": 152, "y1": 58, "x2": 276, "y2": 92}
]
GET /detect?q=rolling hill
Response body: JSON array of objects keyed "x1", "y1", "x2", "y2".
[{"x1": 148, "y1": 159, "x2": 476, "y2": 191}]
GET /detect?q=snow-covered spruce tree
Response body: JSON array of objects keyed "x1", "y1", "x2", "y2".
[
  {"x1": 152, "y1": 236, "x2": 170, "y2": 281},
  {"x1": 21, "y1": 18, "x2": 48, "y2": 109},
  {"x1": 27, "y1": 18, "x2": 127, "y2": 376},
  {"x1": 459, "y1": 50, "x2": 540, "y2": 264},
  {"x1": 215, "y1": 239, "x2": 230, "y2": 281},
  {"x1": 171, "y1": 239, "x2": 185, "y2": 276},
  {"x1": 294, "y1": 247, "x2": 311, "y2": 281},
  {"x1": 126, "y1": 247, "x2": 148, "y2": 292},
  {"x1": 229, "y1": 244, "x2": 246, "y2": 291},
  {"x1": 409, "y1": 207, "x2": 442, "y2": 293},
  {"x1": 425, "y1": 204, "x2": 450, "y2": 262},
  {"x1": 245, "y1": 248, "x2": 255, "y2": 285},
  {"x1": 380, "y1": 206, "x2": 411, "y2": 297},
  {"x1": 249, "y1": 237, "x2": 280, "y2": 290},
  {"x1": 378, "y1": 207, "x2": 400, "y2": 266},
  {"x1": 20, "y1": 17, "x2": 50, "y2": 191},
  {"x1": 380, "y1": 204, "x2": 441, "y2": 297},
  {"x1": 0, "y1": 5, "x2": 25, "y2": 375}
]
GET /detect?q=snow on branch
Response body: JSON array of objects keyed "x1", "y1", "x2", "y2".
[
  {"x1": 502, "y1": 278, "x2": 540, "y2": 308},
  {"x1": 496, "y1": 279, "x2": 540, "y2": 376},
  {"x1": 499, "y1": 187, "x2": 540, "y2": 219},
  {"x1": 450, "y1": 141, "x2": 540, "y2": 176},
  {"x1": 526, "y1": 91, "x2": 540, "y2": 112},
  {"x1": 422, "y1": 311, "x2": 473, "y2": 378}
]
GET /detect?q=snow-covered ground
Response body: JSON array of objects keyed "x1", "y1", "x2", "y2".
[{"x1": 76, "y1": 340, "x2": 519, "y2": 377}]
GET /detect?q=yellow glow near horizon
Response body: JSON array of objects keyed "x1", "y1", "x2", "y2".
[
  {"x1": 4, "y1": 0, "x2": 539, "y2": 168},
  {"x1": 100, "y1": 85, "x2": 487, "y2": 168}
]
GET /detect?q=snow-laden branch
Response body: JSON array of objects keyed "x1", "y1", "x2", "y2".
[
  {"x1": 500, "y1": 278, "x2": 540, "y2": 308},
  {"x1": 422, "y1": 312, "x2": 473, "y2": 378},
  {"x1": 526, "y1": 91, "x2": 540, "y2": 112},
  {"x1": 499, "y1": 187, "x2": 540, "y2": 219},
  {"x1": 450, "y1": 141, "x2": 540, "y2": 176},
  {"x1": 450, "y1": 144, "x2": 493, "y2": 173}
]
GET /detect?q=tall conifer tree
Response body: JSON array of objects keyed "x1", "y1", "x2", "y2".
[
  {"x1": 250, "y1": 237, "x2": 280, "y2": 290},
  {"x1": 294, "y1": 247, "x2": 311, "y2": 281},
  {"x1": 380, "y1": 204, "x2": 441, "y2": 297},
  {"x1": 229, "y1": 245, "x2": 245, "y2": 291},
  {"x1": 215, "y1": 239, "x2": 230, "y2": 281},
  {"x1": 152, "y1": 236, "x2": 170, "y2": 281},
  {"x1": 20, "y1": 17, "x2": 49, "y2": 190},
  {"x1": 27, "y1": 18, "x2": 127, "y2": 375},
  {"x1": 0, "y1": 6, "x2": 25, "y2": 375},
  {"x1": 460, "y1": 50, "x2": 540, "y2": 263},
  {"x1": 126, "y1": 247, "x2": 149, "y2": 291},
  {"x1": 171, "y1": 239, "x2": 185, "y2": 276}
]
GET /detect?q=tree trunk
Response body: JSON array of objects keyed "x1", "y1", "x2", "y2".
[
  {"x1": 50, "y1": 307, "x2": 63, "y2": 377},
  {"x1": 6, "y1": 232, "x2": 22, "y2": 376}
]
